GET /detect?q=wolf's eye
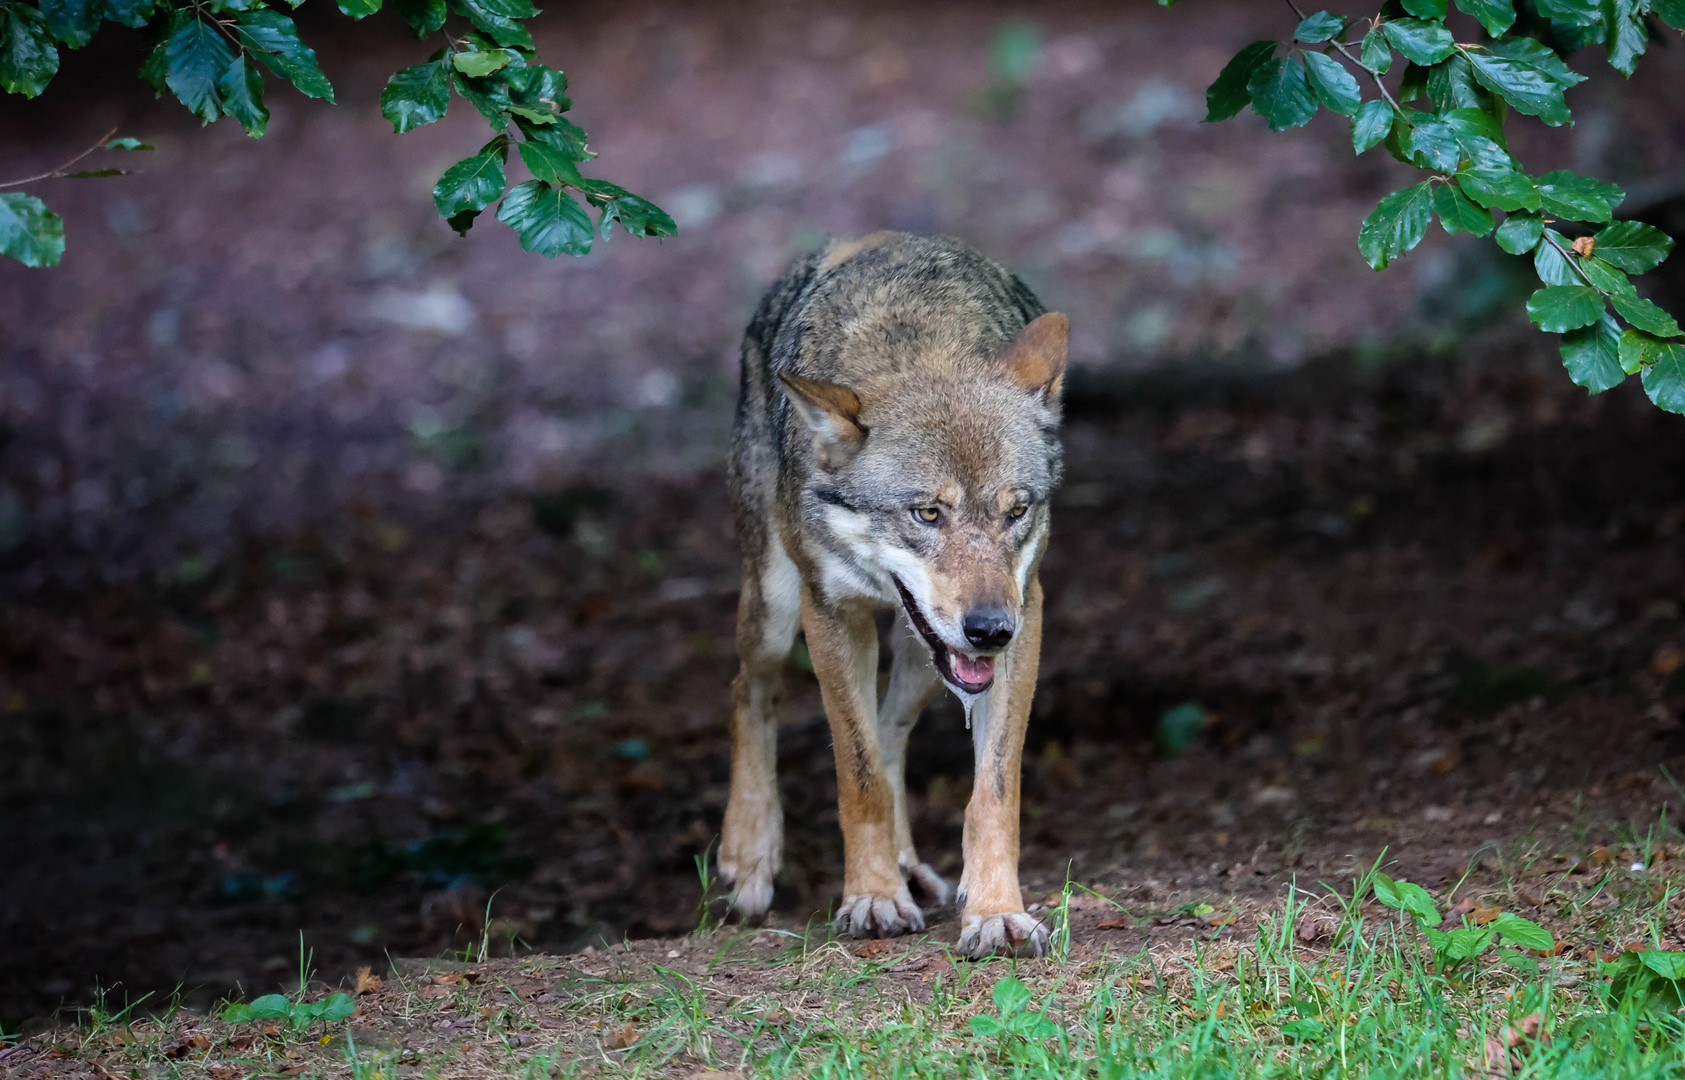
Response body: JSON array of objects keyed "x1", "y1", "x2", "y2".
[
  {"x1": 913, "y1": 506, "x2": 941, "y2": 524},
  {"x1": 1008, "y1": 505, "x2": 1028, "y2": 520}
]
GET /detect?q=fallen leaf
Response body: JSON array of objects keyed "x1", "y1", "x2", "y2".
[
  {"x1": 1097, "y1": 916, "x2": 1131, "y2": 930},
  {"x1": 355, "y1": 966, "x2": 383, "y2": 995},
  {"x1": 1470, "y1": 906, "x2": 1503, "y2": 926},
  {"x1": 1516, "y1": 889, "x2": 1543, "y2": 908},
  {"x1": 1591, "y1": 846, "x2": 1611, "y2": 868},
  {"x1": 605, "y1": 1022, "x2": 638, "y2": 1049},
  {"x1": 853, "y1": 940, "x2": 897, "y2": 959},
  {"x1": 208, "y1": 1067, "x2": 238, "y2": 1080},
  {"x1": 1205, "y1": 911, "x2": 1237, "y2": 928},
  {"x1": 1571, "y1": 236, "x2": 1595, "y2": 258}
]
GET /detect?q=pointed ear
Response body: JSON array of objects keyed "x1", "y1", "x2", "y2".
[
  {"x1": 778, "y1": 372, "x2": 868, "y2": 469},
  {"x1": 998, "y1": 312, "x2": 1068, "y2": 399}
]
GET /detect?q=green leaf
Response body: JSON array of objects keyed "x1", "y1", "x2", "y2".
[
  {"x1": 593, "y1": 189, "x2": 676, "y2": 240},
  {"x1": 1427, "y1": 54, "x2": 1492, "y2": 111},
  {"x1": 1401, "y1": 0, "x2": 1447, "y2": 16},
  {"x1": 1609, "y1": 290, "x2": 1682, "y2": 338},
  {"x1": 517, "y1": 140, "x2": 583, "y2": 186},
  {"x1": 1295, "y1": 10, "x2": 1345, "y2": 42},
  {"x1": 1491, "y1": 912, "x2": 1554, "y2": 952},
  {"x1": 518, "y1": 114, "x2": 590, "y2": 160},
  {"x1": 39, "y1": 0, "x2": 103, "y2": 49},
  {"x1": 337, "y1": 0, "x2": 381, "y2": 17},
  {"x1": 1, "y1": 6, "x2": 61, "y2": 97},
  {"x1": 319, "y1": 994, "x2": 355, "y2": 1022},
  {"x1": 1380, "y1": 19, "x2": 1456, "y2": 65},
  {"x1": 1433, "y1": 183, "x2": 1492, "y2": 236},
  {"x1": 1560, "y1": 314, "x2": 1625, "y2": 392},
  {"x1": 1592, "y1": 221, "x2": 1674, "y2": 274},
  {"x1": 65, "y1": 167, "x2": 129, "y2": 177},
  {"x1": 1577, "y1": 254, "x2": 1628, "y2": 293},
  {"x1": 1642, "y1": 952, "x2": 1685, "y2": 980},
  {"x1": 243, "y1": 994, "x2": 293, "y2": 1021},
  {"x1": 1459, "y1": 167, "x2": 1539, "y2": 211},
  {"x1": 1528, "y1": 285, "x2": 1605, "y2": 332},
  {"x1": 1536, "y1": 0, "x2": 1600, "y2": 22},
  {"x1": 497, "y1": 180, "x2": 593, "y2": 257},
  {"x1": 1495, "y1": 211, "x2": 1543, "y2": 254},
  {"x1": 392, "y1": 0, "x2": 446, "y2": 35},
  {"x1": 1441, "y1": 927, "x2": 1495, "y2": 961},
  {"x1": 1372, "y1": 873, "x2": 1441, "y2": 923},
  {"x1": 452, "y1": 50, "x2": 509, "y2": 77},
  {"x1": 1402, "y1": 114, "x2": 1460, "y2": 170},
  {"x1": 1639, "y1": 340, "x2": 1685, "y2": 412},
  {"x1": 381, "y1": 60, "x2": 449, "y2": 133},
  {"x1": 1398, "y1": 61, "x2": 1429, "y2": 102},
  {"x1": 1605, "y1": 0, "x2": 1646, "y2": 76},
  {"x1": 1352, "y1": 99, "x2": 1393, "y2": 153},
  {"x1": 1360, "y1": 28, "x2": 1392, "y2": 74},
  {"x1": 1442, "y1": 107, "x2": 1507, "y2": 153},
  {"x1": 104, "y1": 136, "x2": 154, "y2": 150},
  {"x1": 1281, "y1": 1018, "x2": 1327, "y2": 1040},
  {"x1": 434, "y1": 147, "x2": 506, "y2": 226},
  {"x1": 164, "y1": 19, "x2": 234, "y2": 122},
  {"x1": 969, "y1": 1015, "x2": 1005, "y2": 1037},
  {"x1": 452, "y1": 71, "x2": 512, "y2": 126},
  {"x1": 1246, "y1": 58, "x2": 1318, "y2": 131},
  {"x1": 1654, "y1": 0, "x2": 1685, "y2": 28},
  {"x1": 235, "y1": 11, "x2": 333, "y2": 102},
  {"x1": 1486, "y1": 36, "x2": 1587, "y2": 88},
  {"x1": 218, "y1": 54, "x2": 268, "y2": 137},
  {"x1": 1536, "y1": 170, "x2": 1623, "y2": 223},
  {"x1": 1534, "y1": 229, "x2": 1578, "y2": 284},
  {"x1": 993, "y1": 977, "x2": 1031, "y2": 1014},
  {"x1": 0, "y1": 192, "x2": 64, "y2": 267},
  {"x1": 1204, "y1": 40, "x2": 1276, "y2": 122},
  {"x1": 1302, "y1": 51, "x2": 1360, "y2": 115},
  {"x1": 1358, "y1": 181, "x2": 1434, "y2": 270},
  {"x1": 1465, "y1": 52, "x2": 1570, "y2": 125},
  {"x1": 449, "y1": 0, "x2": 533, "y2": 49},
  {"x1": 1454, "y1": 0, "x2": 1516, "y2": 35},
  {"x1": 102, "y1": 0, "x2": 155, "y2": 28}
]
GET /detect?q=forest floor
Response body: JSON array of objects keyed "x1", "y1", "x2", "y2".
[{"x1": 10, "y1": 336, "x2": 1685, "y2": 1054}]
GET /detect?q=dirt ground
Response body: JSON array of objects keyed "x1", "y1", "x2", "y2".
[{"x1": 5, "y1": 0, "x2": 1685, "y2": 1041}]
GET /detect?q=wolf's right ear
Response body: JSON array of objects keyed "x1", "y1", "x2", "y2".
[
  {"x1": 998, "y1": 312, "x2": 1068, "y2": 401},
  {"x1": 778, "y1": 373, "x2": 867, "y2": 469}
]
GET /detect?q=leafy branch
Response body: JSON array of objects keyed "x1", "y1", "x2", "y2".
[
  {"x1": 0, "y1": 0, "x2": 673, "y2": 267},
  {"x1": 1181, "y1": 0, "x2": 1685, "y2": 412}
]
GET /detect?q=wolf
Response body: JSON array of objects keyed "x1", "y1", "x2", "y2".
[{"x1": 719, "y1": 231, "x2": 1066, "y2": 958}]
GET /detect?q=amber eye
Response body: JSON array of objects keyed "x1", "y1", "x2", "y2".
[
  {"x1": 913, "y1": 506, "x2": 941, "y2": 524},
  {"x1": 1009, "y1": 505, "x2": 1028, "y2": 520}
]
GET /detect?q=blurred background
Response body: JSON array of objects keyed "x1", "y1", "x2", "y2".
[{"x1": 5, "y1": 0, "x2": 1685, "y2": 1030}]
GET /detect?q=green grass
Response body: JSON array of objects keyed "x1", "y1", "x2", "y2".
[{"x1": 36, "y1": 844, "x2": 1685, "y2": 1078}]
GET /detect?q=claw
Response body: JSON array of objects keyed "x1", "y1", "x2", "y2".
[{"x1": 956, "y1": 912, "x2": 1049, "y2": 959}]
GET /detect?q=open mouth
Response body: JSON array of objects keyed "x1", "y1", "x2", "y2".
[{"x1": 892, "y1": 576, "x2": 995, "y2": 694}]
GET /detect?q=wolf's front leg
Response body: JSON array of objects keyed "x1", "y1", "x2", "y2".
[
  {"x1": 956, "y1": 575, "x2": 1049, "y2": 959},
  {"x1": 803, "y1": 589, "x2": 925, "y2": 938}
]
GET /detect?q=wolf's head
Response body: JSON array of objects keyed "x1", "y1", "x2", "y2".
[{"x1": 780, "y1": 313, "x2": 1067, "y2": 695}]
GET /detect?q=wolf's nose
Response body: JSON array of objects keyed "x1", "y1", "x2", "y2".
[{"x1": 962, "y1": 609, "x2": 1015, "y2": 650}]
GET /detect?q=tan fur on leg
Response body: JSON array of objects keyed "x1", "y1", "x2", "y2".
[
  {"x1": 877, "y1": 619, "x2": 949, "y2": 907},
  {"x1": 802, "y1": 589, "x2": 924, "y2": 937},
  {"x1": 956, "y1": 575, "x2": 1049, "y2": 959}
]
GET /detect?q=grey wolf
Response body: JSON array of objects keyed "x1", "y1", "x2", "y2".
[{"x1": 719, "y1": 231, "x2": 1066, "y2": 958}]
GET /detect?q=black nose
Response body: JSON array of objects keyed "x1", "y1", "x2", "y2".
[{"x1": 963, "y1": 608, "x2": 1015, "y2": 650}]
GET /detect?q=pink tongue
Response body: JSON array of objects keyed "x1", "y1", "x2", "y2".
[{"x1": 948, "y1": 650, "x2": 995, "y2": 686}]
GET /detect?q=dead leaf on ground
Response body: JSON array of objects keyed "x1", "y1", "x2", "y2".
[
  {"x1": 355, "y1": 966, "x2": 383, "y2": 995},
  {"x1": 853, "y1": 940, "x2": 898, "y2": 959},
  {"x1": 605, "y1": 1022, "x2": 638, "y2": 1049},
  {"x1": 164, "y1": 1033, "x2": 210, "y2": 1059},
  {"x1": 1098, "y1": 916, "x2": 1131, "y2": 930},
  {"x1": 1204, "y1": 911, "x2": 1237, "y2": 928},
  {"x1": 1470, "y1": 906, "x2": 1503, "y2": 926},
  {"x1": 1516, "y1": 888, "x2": 1544, "y2": 908}
]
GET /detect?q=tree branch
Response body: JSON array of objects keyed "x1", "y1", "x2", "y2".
[
  {"x1": 1282, "y1": 0, "x2": 1401, "y2": 111},
  {"x1": 0, "y1": 128, "x2": 120, "y2": 190}
]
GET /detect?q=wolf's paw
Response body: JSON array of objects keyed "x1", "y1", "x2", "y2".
[
  {"x1": 956, "y1": 911, "x2": 1049, "y2": 959},
  {"x1": 837, "y1": 890, "x2": 925, "y2": 939},
  {"x1": 720, "y1": 809, "x2": 781, "y2": 917},
  {"x1": 904, "y1": 862, "x2": 952, "y2": 908},
  {"x1": 725, "y1": 870, "x2": 775, "y2": 917}
]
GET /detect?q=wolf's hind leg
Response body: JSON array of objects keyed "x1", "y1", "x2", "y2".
[
  {"x1": 720, "y1": 539, "x2": 801, "y2": 917},
  {"x1": 878, "y1": 620, "x2": 949, "y2": 908}
]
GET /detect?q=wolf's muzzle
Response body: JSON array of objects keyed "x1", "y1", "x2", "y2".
[{"x1": 962, "y1": 608, "x2": 1015, "y2": 651}]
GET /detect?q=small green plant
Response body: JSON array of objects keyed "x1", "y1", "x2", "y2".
[
  {"x1": 1601, "y1": 948, "x2": 1685, "y2": 1015},
  {"x1": 969, "y1": 976, "x2": 1060, "y2": 1041},
  {"x1": 222, "y1": 991, "x2": 354, "y2": 1030},
  {"x1": 1371, "y1": 871, "x2": 1554, "y2": 974}
]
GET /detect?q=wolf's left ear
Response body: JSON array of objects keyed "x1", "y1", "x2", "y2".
[
  {"x1": 778, "y1": 372, "x2": 867, "y2": 469},
  {"x1": 998, "y1": 313, "x2": 1068, "y2": 400}
]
